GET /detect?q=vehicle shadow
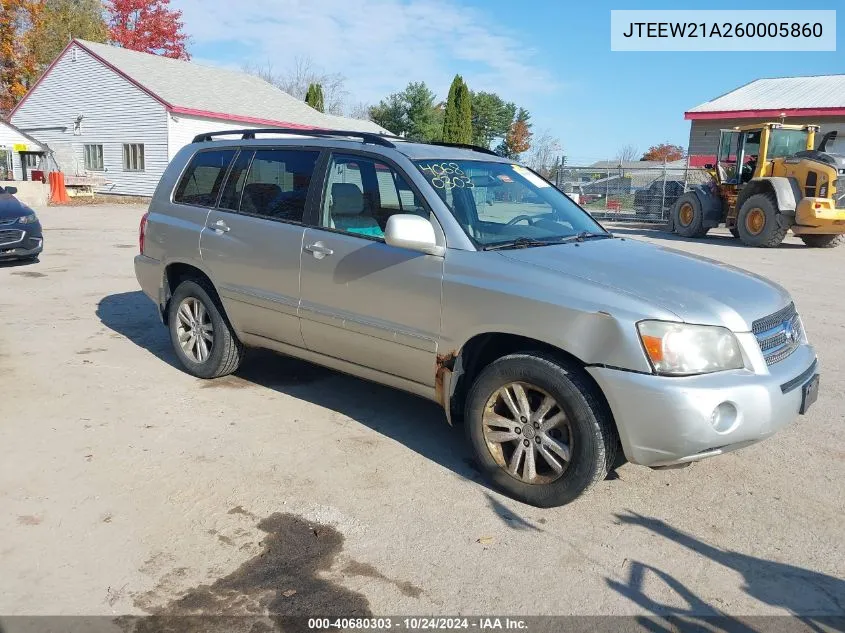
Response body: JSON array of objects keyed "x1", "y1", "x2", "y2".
[
  {"x1": 96, "y1": 291, "x2": 486, "y2": 490},
  {"x1": 608, "y1": 226, "x2": 806, "y2": 249},
  {"x1": 0, "y1": 256, "x2": 39, "y2": 268},
  {"x1": 607, "y1": 511, "x2": 845, "y2": 632}
]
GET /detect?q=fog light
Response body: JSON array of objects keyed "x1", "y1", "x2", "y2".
[{"x1": 710, "y1": 402, "x2": 738, "y2": 433}]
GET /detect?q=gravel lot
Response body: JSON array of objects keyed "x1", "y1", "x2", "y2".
[{"x1": 1, "y1": 205, "x2": 843, "y2": 623}]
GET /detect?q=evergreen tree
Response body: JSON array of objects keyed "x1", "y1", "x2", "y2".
[
  {"x1": 442, "y1": 74, "x2": 472, "y2": 144},
  {"x1": 305, "y1": 82, "x2": 325, "y2": 112}
]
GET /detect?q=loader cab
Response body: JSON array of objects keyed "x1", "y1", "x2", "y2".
[
  {"x1": 717, "y1": 128, "x2": 762, "y2": 185},
  {"x1": 717, "y1": 124, "x2": 816, "y2": 186}
]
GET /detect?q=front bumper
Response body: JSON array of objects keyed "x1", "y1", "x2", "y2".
[
  {"x1": 0, "y1": 224, "x2": 43, "y2": 259},
  {"x1": 587, "y1": 342, "x2": 818, "y2": 467}
]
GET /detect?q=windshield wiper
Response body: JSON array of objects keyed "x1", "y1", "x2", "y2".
[
  {"x1": 558, "y1": 231, "x2": 612, "y2": 243},
  {"x1": 484, "y1": 232, "x2": 612, "y2": 251},
  {"x1": 483, "y1": 237, "x2": 550, "y2": 251}
]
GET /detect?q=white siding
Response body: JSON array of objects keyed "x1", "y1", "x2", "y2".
[
  {"x1": 10, "y1": 43, "x2": 168, "y2": 196},
  {"x1": 688, "y1": 117, "x2": 845, "y2": 157},
  {"x1": 0, "y1": 122, "x2": 45, "y2": 181},
  {"x1": 167, "y1": 114, "x2": 283, "y2": 160}
]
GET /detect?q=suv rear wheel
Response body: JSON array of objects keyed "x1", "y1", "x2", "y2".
[
  {"x1": 464, "y1": 353, "x2": 617, "y2": 507},
  {"x1": 167, "y1": 280, "x2": 243, "y2": 378}
]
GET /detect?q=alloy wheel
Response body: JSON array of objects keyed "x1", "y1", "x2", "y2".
[
  {"x1": 482, "y1": 382, "x2": 573, "y2": 484},
  {"x1": 175, "y1": 297, "x2": 214, "y2": 363}
]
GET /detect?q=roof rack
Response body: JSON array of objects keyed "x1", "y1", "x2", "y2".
[
  {"x1": 191, "y1": 127, "x2": 400, "y2": 147},
  {"x1": 428, "y1": 141, "x2": 500, "y2": 156}
]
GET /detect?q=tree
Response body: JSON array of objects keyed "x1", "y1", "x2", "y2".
[
  {"x1": 105, "y1": 0, "x2": 189, "y2": 60},
  {"x1": 305, "y1": 82, "x2": 324, "y2": 112},
  {"x1": 243, "y1": 57, "x2": 347, "y2": 116},
  {"x1": 470, "y1": 91, "x2": 516, "y2": 149},
  {"x1": 442, "y1": 74, "x2": 472, "y2": 144},
  {"x1": 29, "y1": 0, "x2": 107, "y2": 68},
  {"x1": 369, "y1": 81, "x2": 441, "y2": 141},
  {"x1": 369, "y1": 93, "x2": 407, "y2": 136},
  {"x1": 525, "y1": 129, "x2": 562, "y2": 178},
  {"x1": 496, "y1": 107, "x2": 532, "y2": 158},
  {"x1": 616, "y1": 144, "x2": 639, "y2": 163},
  {"x1": 346, "y1": 101, "x2": 372, "y2": 121},
  {"x1": 641, "y1": 143, "x2": 685, "y2": 162},
  {"x1": 0, "y1": 0, "x2": 41, "y2": 115}
]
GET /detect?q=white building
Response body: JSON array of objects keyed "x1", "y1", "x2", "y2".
[
  {"x1": 9, "y1": 39, "x2": 388, "y2": 196},
  {"x1": 0, "y1": 120, "x2": 47, "y2": 181}
]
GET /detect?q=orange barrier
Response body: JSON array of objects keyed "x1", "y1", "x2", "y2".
[{"x1": 48, "y1": 171, "x2": 70, "y2": 204}]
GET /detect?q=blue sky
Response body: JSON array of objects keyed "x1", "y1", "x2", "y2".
[{"x1": 173, "y1": 0, "x2": 843, "y2": 164}]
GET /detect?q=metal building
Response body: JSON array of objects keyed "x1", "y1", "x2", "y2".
[{"x1": 686, "y1": 75, "x2": 845, "y2": 166}]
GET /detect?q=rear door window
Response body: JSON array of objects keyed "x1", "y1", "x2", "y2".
[
  {"x1": 237, "y1": 149, "x2": 320, "y2": 222},
  {"x1": 173, "y1": 150, "x2": 236, "y2": 207},
  {"x1": 219, "y1": 150, "x2": 253, "y2": 210}
]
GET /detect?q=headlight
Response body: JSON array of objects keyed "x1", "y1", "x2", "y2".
[
  {"x1": 17, "y1": 214, "x2": 38, "y2": 224},
  {"x1": 637, "y1": 320, "x2": 745, "y2": 376}
]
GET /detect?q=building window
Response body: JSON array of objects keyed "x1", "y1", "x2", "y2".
[
  {"x1": 123, "y1": 144, "x2": 145, "y2": 171},
  {"x1": 84, "y1": 144, "x2": 104, "y2": 171},
  {"x1": 22, "y1": 153, "x2": 40, "y2": 168}
]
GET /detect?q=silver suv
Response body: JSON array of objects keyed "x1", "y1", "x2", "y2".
[{"x1": 135, "y1": 128, "x2": 820, "y2": 507}]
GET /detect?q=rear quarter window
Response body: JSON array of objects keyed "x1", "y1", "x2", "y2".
[{"x1": 173, "y1": 150, "x2": 236, "y2": 207}]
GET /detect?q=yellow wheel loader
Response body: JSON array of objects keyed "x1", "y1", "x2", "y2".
[{"x1": 670, "y1": 123, "x2": 845, "y2": 247}]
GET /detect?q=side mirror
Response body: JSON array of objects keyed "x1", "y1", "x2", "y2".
[
  {"x1": 384, "y1": 214, "x2": 444, "y2": 256},
  {"x1": 3, "y1": 186, "x2": 18, "y2": 194}
]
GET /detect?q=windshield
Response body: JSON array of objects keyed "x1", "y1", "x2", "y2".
[
  {"x1": 413, "y1": 159, "x2": 606, "y2": 247},
  {"x1": 767, "y1": 129, "x2": 809, "y2": 159}
]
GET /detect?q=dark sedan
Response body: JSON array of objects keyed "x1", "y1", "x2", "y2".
[{"x1": 0, "y1": 186, "x2": 43, "y2": 261}]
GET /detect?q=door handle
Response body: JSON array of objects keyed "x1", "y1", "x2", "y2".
[
  {"x1": 208, "y1": 220, "x2": 230, "y2": 233},
  {"x1": 304, "y1": 242, "x2": 334, "y2": 259}
]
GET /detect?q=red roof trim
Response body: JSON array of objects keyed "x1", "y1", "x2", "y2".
[
  {"x1": 10, "y1": 39, "x2": 172, "y2": 119},
  {"x1": 75, "y1": 40, "x2": 173, "y2": 108},
  {"x1": 168, "y1": 107, "x2": 320, "y2": 129},
  {"x1": 9, "y1": 40, "x2": 78, "y2": 118},
  {"x1": 685, "y1": 107, "x2": 845, "y2": 120}
]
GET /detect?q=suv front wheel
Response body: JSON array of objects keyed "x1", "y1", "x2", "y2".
[
  {"x1": 167, "y1": 280, "x2": 243, "y2": 379},
  {"x1": 464, "y1": 353, "x2": 618, "y2": 507}
]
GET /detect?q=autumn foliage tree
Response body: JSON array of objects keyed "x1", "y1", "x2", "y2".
[
  {"x1": 0, "y1": 0, "x2": 42, "y2": 115},
  {"x1": 496, "y1": 107, "x2": 532, "y2": 158},
  {"x1": 105, "y1": 0, "x2": 190, "y2": 60},
  {"x1": 641, "y1": 143, "x2": 685, "y2": 162}
]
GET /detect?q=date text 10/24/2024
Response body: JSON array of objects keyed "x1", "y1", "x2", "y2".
[{"x1": 307, "y1": 617, "x2": 529, "y2": 630}]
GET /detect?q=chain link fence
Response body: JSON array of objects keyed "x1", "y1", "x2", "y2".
[{"x1": 554, "y1": 163, "x2": 713, "y2": 224}]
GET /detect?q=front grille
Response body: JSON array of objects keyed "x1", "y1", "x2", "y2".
[
  {"x1": 0, "y1": 229, "x2": 24, "y2": 246},
  {"x1": 0, "y1": 217, "x2": 17, "y2": 226},
  {"x1": 752, "y1": 303, "x2": 796, "y2": 335},
  {"x1": 753, "y1": 303, "x2": 801, "y2": 366}
]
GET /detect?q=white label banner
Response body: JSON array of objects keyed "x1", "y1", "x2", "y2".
[{"x1": 611, "y1": 10, "x2": 836, "y2": 51}]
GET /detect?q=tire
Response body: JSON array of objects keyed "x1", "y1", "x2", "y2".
[
  {"x1": 671, "y1": 193, "x2": 708, "y2": 238},
  {"x1": 464, "y1": 353, "x2": 618, "y2": 507},
  {"x1": 800, "y1": 234, "x2": 844, "y2": 248},
  {"x1": 729, "y1": 227, "x2": 740, "y2": 238},
  {"x1": 736, "y1": 193, "x2": 788, "y2": 247},
  {"x1": 167, "y1": 279, "x2": 243, "y2": 379}
]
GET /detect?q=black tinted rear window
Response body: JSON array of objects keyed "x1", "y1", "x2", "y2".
[{"x1": 174, "y1": 150, "x2": 236, "y2": 207}]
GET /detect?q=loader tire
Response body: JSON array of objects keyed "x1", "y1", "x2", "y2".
[
  {"x1": 671, "y1": 193, "x2": 708, "y2": 238},
  {"x1": 736, "y1": 193, "x2": 788, "y2": 248}
]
